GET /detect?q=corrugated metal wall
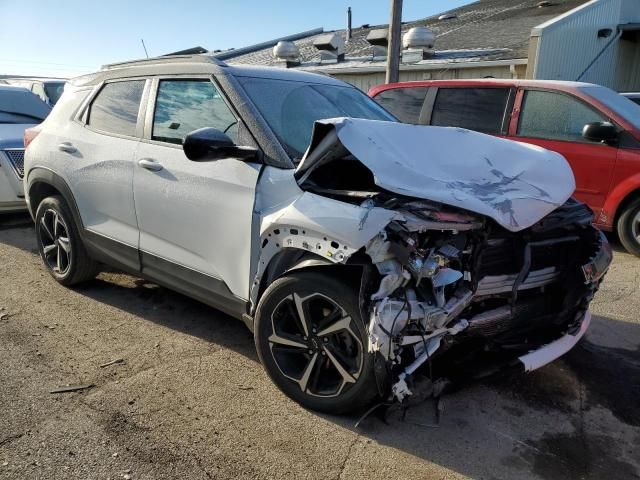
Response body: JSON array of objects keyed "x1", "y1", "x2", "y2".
[
  {"x1": 333, "y1": 65, "x2": 516, "y2": 92},
  {"x1": 533, "y1": 0, "x2": 640, "y2": 91}
]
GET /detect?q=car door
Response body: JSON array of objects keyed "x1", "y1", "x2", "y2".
[
  {"x1": 133, "y1": 76, "x2": 260, "y2": 313},
  {"x1": 512, "y1": 88, "x2": 617, "y2": 217},
  {"x1": 63, "y1": 78, "x2": 147, "y2": 270}
]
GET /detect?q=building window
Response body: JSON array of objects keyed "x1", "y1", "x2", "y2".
[
  {"x1": 517, "y1": 90, "x2": 607, "y2": 142},
  {"x1": 373, "y1": 87, "x2": 429, "y2": 124},
  {"x1": 88, "y1": 81, "x2": 145, "y2": 137},
  {"x1": 431, "y1": 87, "x2": 510, "y2": 134}
]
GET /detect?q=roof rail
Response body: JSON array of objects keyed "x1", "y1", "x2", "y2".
[{"x1": 101, "y1": 54, "x2": 226, "y2": 70}]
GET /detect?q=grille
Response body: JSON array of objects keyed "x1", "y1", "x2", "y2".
[{"x1": 4, "y1": 149, "x2": 25, "y2": 178}]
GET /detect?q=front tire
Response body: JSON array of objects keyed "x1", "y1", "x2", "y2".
[
  {"x1": 617, "y1": 198, "x2": 640, "y2": 257},
  {"x1": 254, "y1": 271, "x2": 378, "y2": 414},
  {"x1": 35, "y1": 195, "x2": 98, "y2": 286}
]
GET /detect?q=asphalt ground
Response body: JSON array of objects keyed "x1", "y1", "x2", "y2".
[{"x1": 1, "y1": 213, "x2": 639, "y2": 480}]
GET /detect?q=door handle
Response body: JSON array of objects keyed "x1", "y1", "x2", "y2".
[
  {"x1": 138, "y1": 158, "x2": 163, "y2": 172},
  {"x1": 58, "y1": 142, "x2": 77, "y2": 153}
]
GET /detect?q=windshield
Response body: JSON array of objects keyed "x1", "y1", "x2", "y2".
[
  {"x1": 44, "y1": 82, "x2": 65, "y2": 105},
  {"x1": 0, "y1": 87, "x2": 51, "y2": 124},
  {"x1": 579, "y1": 85, "x2": 640, "y2": 130},
  {"x1": 238, "y1": 77, "x2": 395, "y2": 160}
]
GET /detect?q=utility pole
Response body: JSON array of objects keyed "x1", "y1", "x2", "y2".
[{"x1": 385, "y1": 0, "x2": 403, "y2": 84}]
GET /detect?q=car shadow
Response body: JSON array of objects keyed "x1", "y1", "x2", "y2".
[
  {"x1": 0, "y1": 216, "x2": 38, "y2": 254},
  {"x1": 72, "y1": 271, "x2": 640, "y2": 479},
  {"x1": 74, "y1": 274, "x2": 257, "y2": 360}
]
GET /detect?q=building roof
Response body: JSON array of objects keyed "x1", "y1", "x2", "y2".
[
  {"x1": 225, "y1": 0, "x2": 587, "y2": 70},
  {"x1": 71, "y1": 55, "x2": 345, "y2": 87}
]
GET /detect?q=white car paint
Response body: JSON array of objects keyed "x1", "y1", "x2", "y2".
[
  {"x1": 23, "y1": 59, "x2": 606, "y2": 410},
  {"x1": 519, "y1": 310, "x2": 591, "y2": 372},
  {"x1": 134, "y1": 141, "x2": 261, "y2": 299},
  {"x1": 297, "y1": 118, "x2": 576, "y2": 232}
]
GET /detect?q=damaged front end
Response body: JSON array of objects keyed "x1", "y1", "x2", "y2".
[
  {"x1": 361, "y1": 197, "x2": 610, "y2": 402},
  {"x1": 283, "y1": 118, "x2": 612, "y2": 405}
]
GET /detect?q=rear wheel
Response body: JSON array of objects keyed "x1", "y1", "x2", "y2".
[
  {"x1": 617, "y1": 198, "x2": 640, "y2": 257},
  {"x1": 35, "y1": 196, "x2": 98, "y2": 285},
  {"x1": 254, "y1": 271, "x2": 378, "y2": 414}
]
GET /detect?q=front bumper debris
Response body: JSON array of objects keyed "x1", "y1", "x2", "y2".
[
  {"x1": 582, "y1": 231, "x2": 613, "y2": 284},
  {"x1": 518, "y1": 310, "x2": 591, "y2": 372}
]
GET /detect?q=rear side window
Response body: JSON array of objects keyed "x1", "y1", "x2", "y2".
[
  {"x1": 431, "y1": 88, "x2": 510, "y2": 134},
  {"x1": 518, "y1": 90, "x2": 607, "y2": 142},
  {"x1": 373, "y1": 87, "x2": 428, "y2": 123},
  {"x1": 88, "y1": 80, "x2": 145, "y2": 136},
  {"x1": 152, "y1": 79, "x2": 238, "y2": 145}
]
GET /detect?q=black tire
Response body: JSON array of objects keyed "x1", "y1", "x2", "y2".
[
  {"x1": 254, "y1": 271, "x2": 379, "y2": 414},
  {"x1": 617, "y1": 198, "x2": 640, "y2": 257},
  {"x1": 35, "y1": 195, "x2": 99, "y2": 286}
]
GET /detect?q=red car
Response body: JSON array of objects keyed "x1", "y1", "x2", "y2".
[{"x1": 370, "y1": 79, "x2": 640, "y2": 255}]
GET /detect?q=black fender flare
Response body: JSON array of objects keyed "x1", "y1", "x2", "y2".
[{"x1": 26, "y1": 168, "x2": 84, "y2": 230}]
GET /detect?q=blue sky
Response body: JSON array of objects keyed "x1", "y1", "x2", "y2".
[{"x1": 0, "y1": 0, "x2": 471, "y2": 78}]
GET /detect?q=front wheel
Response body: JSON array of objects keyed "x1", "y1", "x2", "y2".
[
  {"x1": 35, "y1": 195, "x2": 99, "y2": 286},
  {"x1": 617, "y1": 198, "x2": 640, "y2": 257},
  {"x1": 254, "y1": 271, "x2": 379, "y2": 414}
]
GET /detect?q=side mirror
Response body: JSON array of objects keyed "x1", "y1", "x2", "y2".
[
  {"x1": 183, "y1": 127, "x2": 259, "y2": 162},
  {"x1": 582, "y1": 122, "x2": 618, "y2": 144}
]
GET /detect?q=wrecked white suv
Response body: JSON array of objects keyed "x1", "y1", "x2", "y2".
[{"x1": 24, "y1": 55, "x2": 611, "y2": 413}]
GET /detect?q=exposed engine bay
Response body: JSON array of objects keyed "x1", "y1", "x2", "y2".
[{"x1": 359, "y1": 196, "x2": 610, "y2": 403}]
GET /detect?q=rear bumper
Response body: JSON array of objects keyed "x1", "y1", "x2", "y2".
[{"x1": 517, "y1": 309, "x2": 591, "y2": 372}]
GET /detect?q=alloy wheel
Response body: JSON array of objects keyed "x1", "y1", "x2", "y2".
[
  {"x1": 268, "y1": 292, "x2": 364, "y2": 398},
  {"x1": 39, "y1": 208, "x2": 72, "y2": 276},
  {"x1": 633, "y1": 210, "x2": 640, "y2": 244}
]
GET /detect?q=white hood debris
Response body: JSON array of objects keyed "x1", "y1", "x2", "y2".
[{"x1": 296, "y1": 118, "x2": 576, "y2": 232}]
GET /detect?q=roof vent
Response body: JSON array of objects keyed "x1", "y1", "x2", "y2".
[
  {"x1": 438, "y1": 13, "x2": 457, "y2": 20},
  {"x1": 313, "y1": 33, "x2": 345, "y2": 64},
  {"x1": 366, "y1": 28, "x2": 389, "y2": 60},
  {"x1": 273, "y1": 41, "x2": 301, "y2": 67},
  {"x1": 402, "y1": 26, "x2": 435, "y2": 63},
  {"x1": 537, "y1": 1, "x2": 552, "y2": 7}
]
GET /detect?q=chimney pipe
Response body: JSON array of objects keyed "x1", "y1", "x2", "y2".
[{"x1": 347, "y1": 7, "x2": 352, "y2": 41}]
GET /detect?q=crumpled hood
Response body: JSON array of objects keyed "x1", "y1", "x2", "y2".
[
  {"x1": 295, "y1": 118, "x2": 576, "y2": 232},
  {"x1": 0, "y1": 123, "x2": 35, "y2": 149}
]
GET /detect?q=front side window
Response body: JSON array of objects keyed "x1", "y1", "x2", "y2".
[
  {"x1": 152, "y1": 79, "x2": 238, "y2": 145},
  {"x1": 238, "y1": 77, "x2": 395, "y2": 160},
  {"x1": 518, "y1": 90, "x2": 608, "y2": 142},
  {"x1": 373, "y1": 87, "x2": 428, "y2": 124},
  {"x1": 88, "y1": 80, "x2": 145, "y2": 137},
  {"x1": 431, "y1": 87, "x2": 511, "y2": 134}
]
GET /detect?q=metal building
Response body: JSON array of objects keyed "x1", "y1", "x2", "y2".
[
  {"x1": 208, "y1": 0, "x2": 639, "y2": 92},
  {"x1": 528, "y1": 0, "x2": 640, "y2": 91}
]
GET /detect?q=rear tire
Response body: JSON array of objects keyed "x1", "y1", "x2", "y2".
[
  {"x1": 35, "y1": 195, "x2": 99, "y2": 286},
  {"x1": 617, "y1": 198, "x2": 640, "y2": 257},
  {"x1": 254, "y1": 271, "x2": 379, "y2": 414}
]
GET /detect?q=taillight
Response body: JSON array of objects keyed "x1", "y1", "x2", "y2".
[{"x1": 24, "y1": 127, "x2": 40, "y2": 149}]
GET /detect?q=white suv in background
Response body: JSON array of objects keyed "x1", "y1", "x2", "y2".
[
  {"x1": 0, "y1": 85, "x2": 51, "y2": 213},
  {"x1": 23, "y1": 54, "x2": 610, "y2": 414}
]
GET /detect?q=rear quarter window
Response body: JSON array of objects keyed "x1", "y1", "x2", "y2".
[
  {"x1": 430, "y1": 87, "x2": 511, "y2": 134},
  {"x1": 87, "y1": 80, "x2": 145, "y2": 137},
  {"x1": 373, "y1": 87, "x2": 429, "y2": 124}
]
